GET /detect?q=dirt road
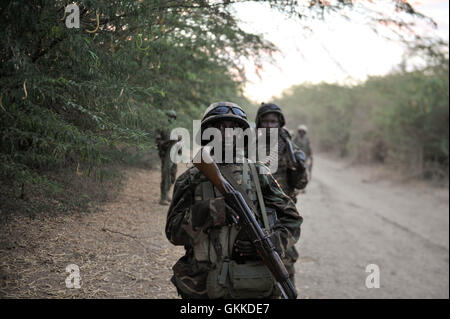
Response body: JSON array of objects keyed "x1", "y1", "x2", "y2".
[
  {"x1": 295, "y1": 156, "x2": 449, "y2": 298},
  {"x1": 0, "y1": 156, "x2": 448, "y2": 298}
]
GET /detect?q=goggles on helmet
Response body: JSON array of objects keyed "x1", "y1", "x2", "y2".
[{"x1": 204, "y1": 106, "x2": 247, "y2": 119}]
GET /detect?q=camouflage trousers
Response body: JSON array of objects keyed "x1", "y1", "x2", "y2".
[{"x1": 160, "y1": 150, "x2": 177, "y2": 201}]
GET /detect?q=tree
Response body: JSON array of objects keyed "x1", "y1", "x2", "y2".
[{"x1": 0, "y1": 0, "x2": 435, "y2": 214}]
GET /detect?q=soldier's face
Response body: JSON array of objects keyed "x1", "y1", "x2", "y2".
[
  {"x1": 216, "y1": 120, "x2": 241, "y2": 135},
  {"x1": 212, "y1": 120, "x2": 245, "y2": 160},
  {"x1": 260, "y1": 113, "x2": 280, "y2": 129},
  {"x1": 214, "y1": 120, "x2": 242, "y2": 147}
]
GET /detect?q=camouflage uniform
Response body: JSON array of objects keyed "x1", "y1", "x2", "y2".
[
  {"x1": 165, "y1": 102, "x2": 303, "y2": 299},
  {"x1": 260, "y1": 131, "x2": 308, "y2": 202},
  {"x1": 255, "y1": 103, "x2": 309, "y2": 286},
  {"x1": 293, "y1": 133, "x2": 312, "y2": 159},
  {"x1": 156, "y1": 110, "x2": 177, "y2": 204},
  {"x1": 255, "y1": 104, "x2": 309, "y2": 203}
]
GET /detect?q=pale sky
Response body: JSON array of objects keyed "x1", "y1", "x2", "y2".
[{"x1": 232, "y1": 0, "x2": 449, "y2": 102}]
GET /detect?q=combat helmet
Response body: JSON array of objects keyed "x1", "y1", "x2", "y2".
[
  {"x1": 201, "y1": 101, "x2": 250, "y2": 131},
  {"x1": 297, "y1": 124, "x2": 308, "y2": 132},
  {"x1": 198, "y1": 102, "x2": 250, "y2": 147},
  {"x1": 255, "y1": 103, "x2": 286, "y2": 128},
  {"x1": 166, "y1": 109, "x2": 177, "y2": 119}
]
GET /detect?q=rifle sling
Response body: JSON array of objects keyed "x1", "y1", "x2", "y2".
[{"x1": 248, "y1": 161, "x2": 270, "y2": 232}]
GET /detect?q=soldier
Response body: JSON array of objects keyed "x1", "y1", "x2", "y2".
[
  {"x1": 255, "y1": 103, "x2": 309, "y2": 202},
  {"x1": 165, "y1": 101, "x2": 302, "y2": 299},
  {"x1": 293, "y1": 124, "x2": 313, "y2": 179},
  {"x1": 255, "y1": 103, "x2": 309, "y2": 286},
  {"x1": 156, "y1": 110, "x2": 178, "y2": 206}
]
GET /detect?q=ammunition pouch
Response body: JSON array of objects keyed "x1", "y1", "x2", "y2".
[
  {"x1": 228, "y1": 260, "x2": 275, "y2": 298},
  {"x1": 205, "y1": 258, "x2": 275, "y2": 299}
]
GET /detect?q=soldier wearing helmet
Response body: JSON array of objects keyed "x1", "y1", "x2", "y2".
[
  {"x1": 255, "y1": 103, "x2": 309, "y2": 201},
  {"x1": 255, "y1": 103, "x2": 309, "y2": 287},
  {"x1": 293, "y1": 124, "x2": 313, "y2": 179},
  {"x1": 165, "y1": 102, "x2": 302, "y2": 299},
  {"x1": 156, "y1": 110, "x2": 178, "y2": 205}
]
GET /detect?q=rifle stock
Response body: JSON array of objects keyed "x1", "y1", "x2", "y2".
[
  {"x1": 193, "y1": 148, "x2": 297, "y2": 299},
  {"x1": 192, "y1": 147, "x2": 231, "y2": 195}
]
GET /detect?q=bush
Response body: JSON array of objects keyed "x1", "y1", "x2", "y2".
[{"x1": 274, "y1": 57, "x2": 449, "y2": 182}]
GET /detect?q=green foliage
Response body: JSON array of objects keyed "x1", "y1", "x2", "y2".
[
  {"x1": 0, "y1": 0, "x2": 276, "y2": 214},
  {"x1": 0, "y1": 0, "x2": 438, "y2": 215},
  {"x1": 275, "y1": 57, "x2": 449, "y2": 182}
]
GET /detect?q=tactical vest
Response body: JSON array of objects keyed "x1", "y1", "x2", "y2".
[{"x1": 191, "y1": 162, "x2": 277, "y2": 299}]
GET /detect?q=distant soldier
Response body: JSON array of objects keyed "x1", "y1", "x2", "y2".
[
  {"x1": 293, "y1": 124, "x2": 313, "y2": 179},
  {"x1": 155, "y1": 110, "x2": 178, "y2": 206}
]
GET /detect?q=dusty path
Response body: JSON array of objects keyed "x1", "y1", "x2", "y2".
[
  {"x1": 0, "y1": 168, "x2": 184, "y2": 298},
  {"x1": 0, "y1": 156, "x2": 448, "y2": 298},
  {"x1": 294, "y1": 155, "x2": 449, "y2": 298}
]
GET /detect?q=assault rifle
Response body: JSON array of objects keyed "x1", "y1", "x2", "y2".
[
  {"x1": 193, "y1": 147, "x2": 297, "y2": 299},
  {"x1": 279, "y1": 128, "x2": 298, "y2": 170}
]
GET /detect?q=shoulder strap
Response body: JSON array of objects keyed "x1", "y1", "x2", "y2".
[
  {"x1": 202, "y1": 181, "x2": 215, "y2": 200},
  {"x1": 248, "y1": 161, "x2": 270, "y2": 232}
]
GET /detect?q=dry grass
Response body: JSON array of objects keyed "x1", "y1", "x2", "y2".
[{"x1": 0, "y1": 167, "x2": 184, "y2": 299}]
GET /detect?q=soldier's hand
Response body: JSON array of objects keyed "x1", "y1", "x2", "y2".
[
  {"x1": 191, "y1": 197, "x2": 236, "y2": 229},
  {"x1": 191, "y1": 199, "x2": 211, "y2": 229},
  {"x1": 224, "y1": 203, "x2": 240, "y2": 225},
  {"x1": 191, "y1": 198, "x2": 225, "y2": 229}
]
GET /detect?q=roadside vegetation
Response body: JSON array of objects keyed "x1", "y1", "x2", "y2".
[
  {"x1": 0, "y1": 0, "x2": 443, "y2": 217},
  {"x1": 275, "y1": 50, "x2": 449, "y2": 185}
]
